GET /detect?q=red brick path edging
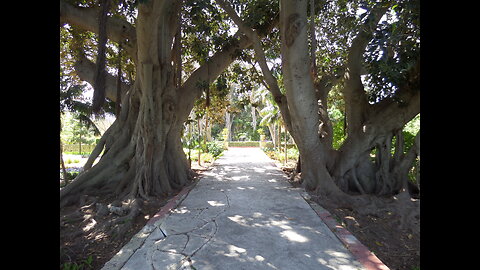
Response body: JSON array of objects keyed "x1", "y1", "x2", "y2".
[
  {"x1": 306, "y1": 199, "x2": 390, "y2": 270},
  {"x1": 144, "y1": 159, "x2": 390, "y2": 270},
  {"x1": 146, "y1": 183, "x2": 196, "y2": 226}
]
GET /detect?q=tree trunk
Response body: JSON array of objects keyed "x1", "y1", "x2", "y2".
[
  {"x1": 61, "y1": 0, "x2": 281, "y2": 213},
  {"x1": 267, "y1": 123, "x2": 276, "y2": 147},
  {"x1": 60, "y1": 0, "x2": 190, "y2": 204},
  {"x1": 214, "y1": 0, "x2": 420, "y2": 233},
  {"x1": 276, "y1": 123, "x2": 281, "y2": 151},
  {"x1": 277, "y1": 0, "x2": 419, "y2": 206}
]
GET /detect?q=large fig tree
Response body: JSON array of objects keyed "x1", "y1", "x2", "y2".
[
  {"x1": 216, "y1": 0, "x2": 420, "y2": 232},
  {"x1": 59, "y1": 0, "x2": 277, "y2": 206}
]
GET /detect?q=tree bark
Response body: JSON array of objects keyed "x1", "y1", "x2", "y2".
[
  {"x1": 213, "y1": 0, "x2": 420, "y2": 233},
  {"x1": 61, "y1": 0, "x2": 185, "y2": 204},
  {"x1": 61, "y1": 0, "x2": 276, "y2": 206}
]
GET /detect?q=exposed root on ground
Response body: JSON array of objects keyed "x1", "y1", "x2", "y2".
[{"x1": 312, "y1": 188, "x2": 419, "y2": 237}]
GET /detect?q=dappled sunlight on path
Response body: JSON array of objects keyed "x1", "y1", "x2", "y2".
[{"x1": 103, "y1": 148, "x2": 365, "y2": 270}]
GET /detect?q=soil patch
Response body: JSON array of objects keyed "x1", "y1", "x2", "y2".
[
  {"x1": 59, "y1": 169, "x2": 207, "y2": 270},
  {"x1": 282, "y1": 167, "x2": 420, "y2": 270}
]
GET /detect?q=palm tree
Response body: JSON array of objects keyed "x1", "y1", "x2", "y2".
[{"x1": 255, "y1": 87, "x2": 282, "y2": 150}]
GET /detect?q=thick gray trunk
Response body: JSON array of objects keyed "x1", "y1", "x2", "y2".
[
  {"x1": 60, "y1": 0, "x2": 190, "y2": 204},
  {"x1": 61, "y1": 0, "x2": 278, "y2": 206},
  {"x1": 279, "y1": 0, "x2": 340, "y2": 196}
]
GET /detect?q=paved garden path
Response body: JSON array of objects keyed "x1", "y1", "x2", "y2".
[{"x1": 102, "y1": 147, "x2": 366, "y2": 270}]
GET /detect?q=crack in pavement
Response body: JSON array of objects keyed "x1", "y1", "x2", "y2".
[
  {"x1": 146, "y1": 189, "x2": 229, "y2": 270},
  {"x1": 111, "y1": 148, "x2": 366, "y2": 270}
]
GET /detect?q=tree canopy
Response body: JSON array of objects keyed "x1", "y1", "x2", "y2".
[{"x1": 60, "y1": 0, "x2": 420, "y2": 235}]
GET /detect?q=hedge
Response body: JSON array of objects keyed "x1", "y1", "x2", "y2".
[
  {"x1": 62, "y1": 144, "x2": 96, "y2": 153},
  {"x1": 228, "y1": 141, "x2": 260, "y2": 147},
  {"x1": 227, "y1": 141, "x2": 297, "y2": 148}
]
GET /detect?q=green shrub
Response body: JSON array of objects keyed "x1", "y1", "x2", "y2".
[
  {"x1": 262, "y1": 146, "x2": 299, "y2": 163},
  {"x1": 221, "y1": 128, "x2": 229, "y2": 141},
  {"x1": 61, "y1": 255, "x2": 93, "y2": 270},
  {"x1": 65, "y1": 158, "x2": 80, "y2": 164},
  {"x1": 189, "y1": 152, "x2": 214, "y2": 163},
  {"x1": 66, "y1": 171, "x2": 79, "y2": 180},
  {"x1": 262, "y1": 142, "x2": 275, "y2": 150},
  {"x1": 207, "y1": 141, "x2": 225, "y2": 157},
  {"x1": 201, "y1": 152, "x2": 214, "y2": 163}
]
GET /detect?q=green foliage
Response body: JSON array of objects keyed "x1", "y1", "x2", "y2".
[
  {"x1": 314, "y1": 0, "x2": 363, "y2": 76},
  {"x1": 182, "y1": 0, "x2": 233, "y2": 65},
  {"x1": 206, "y1": 141, "x2": 226, "y2": 157},
  {"x1": 61, "y1": 0, "x2": 420, "y2": 174},
  {"x1": 61, "y1": 112, "x2": 99, "y2": 147},
  {"x1": 404, "y1": 114, "x2": 420, "y2": 134},
  {"x1": 402, "y1": 114, "x2": 420, "y2": 153},
  {"x1": 234, "y1": 0, "x2": 279, "y2": 35},
  {"x1": 327, "y1": 86, "x2": 346, "y2": 150},
  {"x1": 200, "y1": 152, "x2": 215, "y2": 163},
  {"x1": 64, "y1": 151, "x2": 94, "y2": 156},
  {"x1": 221, "y1": 128, "x2": 229, "y2": 141},
  {"x1": 65, "y1": 170, "x2": 80, "y2": 181},
  {"x1": 262, "y1": 141, "x2": 274, "y2": 149},
  {"x1": 183, "y1": 128, "x2": 199, "y2": 150},
  {"x1": 184, "y1": 149, "x2": 216, "y2": 164},
  {"x1": 65, "y1": 158, "x2": 80, "y2": 164},
  {"x1": 61, "y1": 255, "x2": 93, "y2": 270},
  {"x1": 263, "y1": 146, "x2": 299, "y2": 163},
  {"x1": 328, "y1": 106, "x2": 346, "y2": 150},
  {"x1": 61, "y1": 23, "x2": 121, "y2": 117},
  {"x1": 363, "y1": 0, "x2": 420, "y2": 103},
  {"x1": 228, "y1": 101, "x2": 261, "y2": 141}
]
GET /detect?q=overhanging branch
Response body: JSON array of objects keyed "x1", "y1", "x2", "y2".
[
  {"x1": 60, "y1": 0, "x2": 137, "y2": 58},
  {"x1": 74, "y1": 55, "x2": 131, "y2": 103},
  {"x1": 342, "y1": 3, "x2": 391, "y2": 134},
  {"x1": 215, "y1": 0, "x2": 292, "y2": 131}
]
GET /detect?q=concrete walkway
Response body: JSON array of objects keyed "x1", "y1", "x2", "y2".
[{"x1": 102, "y1": 148, "x2": 366, "y2": 270}]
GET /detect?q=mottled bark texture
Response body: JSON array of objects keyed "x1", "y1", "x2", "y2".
[
  {"x1": 60, "y1": 0, "x2": 273, "y2": 206},
  {"x1": 217, "y1": 0, "x2": 419, "y2": 233},
  {"x1": 279, "y1": 0, "x2": 419, "y2": 233}
]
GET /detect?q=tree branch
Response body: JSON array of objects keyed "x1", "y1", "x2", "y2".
[
  {"x1": 215, "y1": 0, "x2": 292, "y2": 131},
  {"x1": 371, "y1": 58, "x2": 420, "y2": 132},
  {"x1": 60, "y1": 0, "x2": 137, "y2": 58},
  {"x1": 177, "y1": 11, "x2": 279, "y2": 124},
  {"x1": 74, "y1": 55, "x2": 131, "y2": 103},
  {"x1": 346, "y1": 5, "x2": 390, "y2": 75},
  {"x1": 342, "y1": 4, "x2": 390, "y2": 134},
  {"x1": 215, "y1": 0, "x2": 279, "y2": 95}
]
